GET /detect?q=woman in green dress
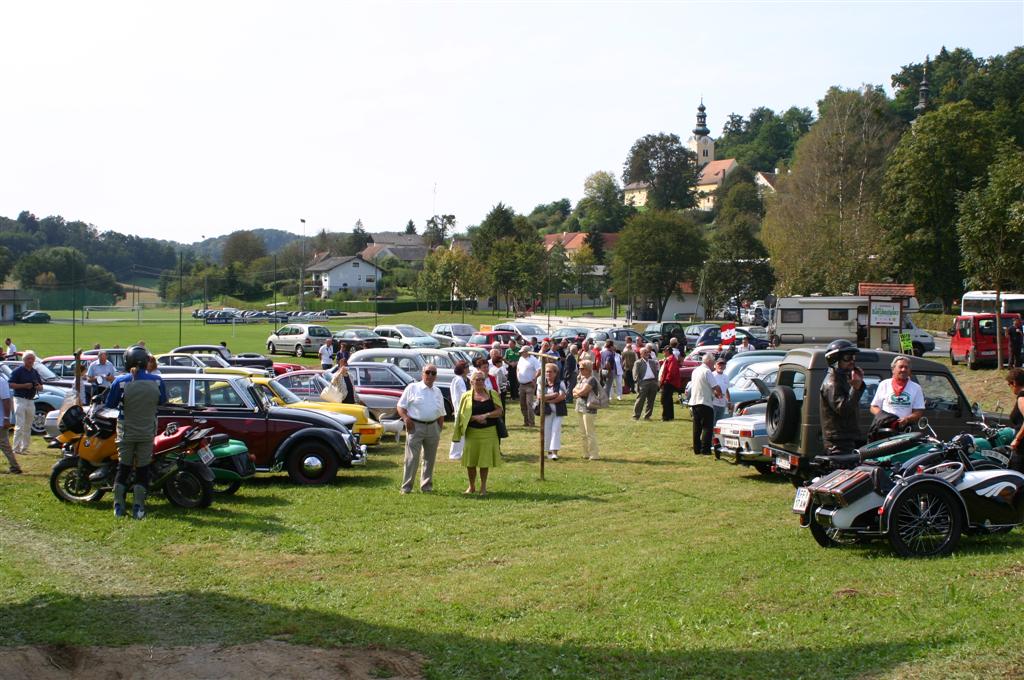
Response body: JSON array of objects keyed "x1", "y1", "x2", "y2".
[{"x1": 452, "y1": 370, "x2": 504, "y2": 496}]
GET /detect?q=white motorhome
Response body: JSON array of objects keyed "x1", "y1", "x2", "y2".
[
  {"x1": 770, "y1": 296, "x2": 934, "y2": 355},
  {"x1": 960, "y1": 291, "x2": 1024, "y2": 315}
]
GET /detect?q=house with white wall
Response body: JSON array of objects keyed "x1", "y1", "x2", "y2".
[{"x1": 306, "y1": 256, "x2": 383, "y2": 298}]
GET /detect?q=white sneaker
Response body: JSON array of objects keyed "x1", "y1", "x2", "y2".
[{"x1": 546, "y1": 453, "x2": 558, "y2": 460}]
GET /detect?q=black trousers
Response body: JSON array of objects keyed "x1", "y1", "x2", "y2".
[
  {"x1": 691, "y1": 404, "x2": 714, "y2": 454},
  {"x1": 508, "y1": 366, "x2": 519, "y2": 399},
  {"x1": 660, "y1": 384, "x2": 676, "y2": 421}
]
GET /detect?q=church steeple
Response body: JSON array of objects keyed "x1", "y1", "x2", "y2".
[
  {"x1": 914, "y1": 56, "x2": 931, "y2": 119},
  {"x1": 693, "y1": 100, "x2": 710, "y2": 137}
]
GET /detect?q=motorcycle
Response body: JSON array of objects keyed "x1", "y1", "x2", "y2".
[
  {"x1": 792, "y1": 418, "x2": 1024, "y2": 557},
  {"x1": 48, "y1": 401, "x2": 245, "y2": 508}
]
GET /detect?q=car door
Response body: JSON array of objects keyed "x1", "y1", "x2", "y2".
[
  {"x1": 914, "y1": 371, "x2": 972, "y2": 439},
  {"x1": 192, "y1": 378, "x2": 270, "y2": 466}
]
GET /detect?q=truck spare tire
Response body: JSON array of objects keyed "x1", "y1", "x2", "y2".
[{"x1": 767, "y1": 385, "x2": 799, "y2": 444}]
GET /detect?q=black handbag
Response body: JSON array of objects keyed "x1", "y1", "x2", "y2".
[{"x1": 494, "y1": 418, "x2": 509, "y2": 439}]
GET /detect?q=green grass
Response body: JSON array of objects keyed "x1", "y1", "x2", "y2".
[
  {"x1": 2, "y1": 387, "x2": 1024, "y2": 677},
  {"x1": 2, "y1": 315, "x2": 1023, "y2": 677}
]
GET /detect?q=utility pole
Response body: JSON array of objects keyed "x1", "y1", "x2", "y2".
[
  {"x1": 299, "y1": 218, "x2": 306, "y2": 312},
  {"x1": 178, "y1": 251, "x2": 184, "y2": 346}
]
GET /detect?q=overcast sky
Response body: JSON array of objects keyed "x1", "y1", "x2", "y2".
[{"x1": 1, "y1": 1, "x2": 1021, "y2": 244}]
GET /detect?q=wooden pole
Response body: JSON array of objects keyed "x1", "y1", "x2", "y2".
[{"x1": 523, "y1": 349, "x2": 558, "y2": 481}]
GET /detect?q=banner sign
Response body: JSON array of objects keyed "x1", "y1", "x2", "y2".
[
  {"x1": 720, "y1": 323, "x2": 736, "y2": 345},
  {"x1": 869, "y1": 301, "x2": 900, "y2": 328}
]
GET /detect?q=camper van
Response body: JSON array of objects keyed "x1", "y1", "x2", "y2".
[
  {"x1": 960, "y1": 291, "x2": 1024, "y2": 316},
  {"x1": 769, "y1": 296, "x2": 934, "y2": 354}
]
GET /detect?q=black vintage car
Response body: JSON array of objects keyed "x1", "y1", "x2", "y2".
[{"x1": 158, "y1": 374, "x2": 366, "y2": 485}]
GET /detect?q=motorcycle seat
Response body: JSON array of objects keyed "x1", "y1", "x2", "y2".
[
  {"x1": 814, "y1": 453, "x2": 861, "y2": 469},
  {"x1": 153, "y1": 427, "x2": 189, "y2": 452},
  {"x1": 209, "y1": 433, "x2": 229, "y2": 446}
]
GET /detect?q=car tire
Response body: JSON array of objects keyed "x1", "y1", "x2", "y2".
[
  {"x1": 295, "y1": 345, "x2": 305, "y2": 358},
  {"x1": 286, "y1": 443, "x2": 338, "y2": 485},
  {"x1": 766, "y1": 386, "x2": 799, "y2": 444},
  {"x1": 912, "y1": 343, "x2": 925, "y2": 357},
  {"x1": 753, "y1": 463, "x2": 773, "y2": 475},
  {"x1": 887, "y1": 483, "x2": 962, "y2": 557},
  {"x1": 949, "y1": 349, "x2": 958, "y2": 365},
  {"x1": 32, "y1": 404, "x2": 53, "y2": 436},
  {"x1": 402, "y1": 344, "x2": 410, "y2": 349},
  {"x1": 968, "y1": 348, "x2": 977, "y2": 370},
  {"x1": 268, "y1": 342, "x2": 276, "y2": 354}
]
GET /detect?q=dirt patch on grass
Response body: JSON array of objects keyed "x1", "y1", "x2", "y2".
[{"x1": 0, "y1": 640, "x2": 425, "y2": 679}]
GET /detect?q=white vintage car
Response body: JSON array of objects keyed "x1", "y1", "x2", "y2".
[{"x1": 712, "y1": 404, "x2": 771, "y2": 474}]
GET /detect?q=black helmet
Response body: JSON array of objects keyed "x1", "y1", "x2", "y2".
[
  {"x1": 824, "y1": 339, "x2": 859, "y2": 366},
  {"x1": 124, "y1": 345, "x2": 150, "y2": 371}
]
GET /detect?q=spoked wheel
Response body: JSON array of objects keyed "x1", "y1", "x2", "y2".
[
  {"x1": 887, "y1": 483, "x2": 962, "y2": 557},
  {"x1": 50, "y1": 457, "x2": 105, "y2": 503},
  {"x1": 164, "y1": 469, "x2": 214, "y2": 508}
]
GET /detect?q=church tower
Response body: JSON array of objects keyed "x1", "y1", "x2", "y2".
[
  {"x1": 687, "y1": 100, "x2": 715, "y2": 167},
  {"x1": 913, "y1": 56, "x2": 931, "y2": 124}
]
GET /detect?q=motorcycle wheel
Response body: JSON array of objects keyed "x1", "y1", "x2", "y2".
[
  {"x1": 164, "y1": 469, "x2": 214, "y2": 509},
  {"x1": 887, "y1": 483, "x2": 962, "y2": 557},
  {"x1": 213, "y1": 479, "x2": 243, "y2": 495},
  {"x1": 50, "y1": 457, "x2": 105, "y2": 503}
]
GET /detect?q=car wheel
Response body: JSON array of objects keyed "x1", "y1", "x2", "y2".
[
  {"x1": 286, "y1": 442, "x2": 338, "y2": 485},
  {"x1": 968, "y1": 348, "x2": 977, "y2": 370},
  {"x1": 295, "y1": 345, "x2": 305, "y2": 358},
  {"x1": 912, "y1": 343, "x2": 925, "y2": 357},
  {"x1": 32, "y1": 404, "x2": 53, "y2": 435},
  {"x1": 949, "y1": 349, "x2": 958, "y2": 365},
  {"x1": 268, "y1": 342, "x2": 276, "y2": 354},
  {"x1": 887, "y1": 483, "x2": 962, "y2": 557},
  {"x1": 402, "y1": 344, "x2": 410, "y2": 349}
]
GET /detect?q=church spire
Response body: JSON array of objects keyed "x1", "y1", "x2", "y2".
[
  {"x1": 692, "y1": 99, "x2": 710, "y2": 137},
  {"x1": 914, "y1": 56, "x2": 931, "y2": 118}
]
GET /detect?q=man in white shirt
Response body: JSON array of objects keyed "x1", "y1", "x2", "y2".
[
  {"x1": 870, "y1": 355, "x2": 925, "y2": 429},
  {"x1": 85, "y1": 351, "x2": 117, "y2": 401},
  {"x1": 0, "y1": 372, "x2": 18, "y2": 474},
  {"x1": 488, "y1": 349, "x2": 509, "y2": 421},
  {"x1": 516, "y1": 351, "x2": 542, "y2": 427},
  {"x1": 318, "y1": 339, "x2": 334, "y2": 370},
  {"x1": 734, "y1": 336, "x2": 754, "y2": 354},
  {"x1": 4, "y1": 338, "x2": 16, "y2": 359},
  {"x1": 397, "y1": 364, "x2": 447, "y2": 494},
  {"x1": 688, "y1": 353, "x2": 722, "y2": 455}
]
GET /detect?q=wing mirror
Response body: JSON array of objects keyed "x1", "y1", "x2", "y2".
[{"x1": 917, "y1": 416, "x2": 929, "y2": 430}]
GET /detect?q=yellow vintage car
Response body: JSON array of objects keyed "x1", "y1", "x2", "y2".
[{"x1": 249, "y1": 376, "x2": 383, "y2": 446}]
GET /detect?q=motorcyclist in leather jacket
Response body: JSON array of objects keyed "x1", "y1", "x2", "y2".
[{"x1": 819, "y1": 339, "x2": 866, "y2": 456}]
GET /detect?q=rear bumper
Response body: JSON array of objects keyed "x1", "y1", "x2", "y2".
[{"x1": 714, "y1": 443, "x2": 770, "y2": 465}]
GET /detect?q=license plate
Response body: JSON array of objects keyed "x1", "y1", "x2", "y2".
[
  {"x1": 792, "y1": 487, "x2": 811, "y2": 513},
  {"x1": 199, "y1": 446, "x2": 214, "y2": 465},
  {"x1": 775, "y1": 455, "x2": 791, "y2": 470},
  {"x1": 723, "y1": 436, "x2": 739, "y2": 449}
]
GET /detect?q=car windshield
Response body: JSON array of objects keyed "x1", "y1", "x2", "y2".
[
  {"x1": 396, "y1": 325, "x2": 428, "y2": 337},
  {"x1": 268, "y1": 379, "x2": 303, "y2": 405},
  {"x1": 33, "y1": 363, "x2": 59, "y2": 380}
]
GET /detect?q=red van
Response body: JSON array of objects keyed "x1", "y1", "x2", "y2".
[{"x1": 948, "y1": 313, "x2": 1020, "y2": 369}]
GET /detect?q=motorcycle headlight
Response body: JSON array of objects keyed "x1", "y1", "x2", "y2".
[{"x1": 953, "y1": 433, "x2": 976, "y2": 454}]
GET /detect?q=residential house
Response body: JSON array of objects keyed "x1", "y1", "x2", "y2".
[
  {"x1": 306, "y1": 256, "x2": 383, "y2": 298},
  {"x1": 0, "y1": 289, "x2": 34, "y2": 323}
]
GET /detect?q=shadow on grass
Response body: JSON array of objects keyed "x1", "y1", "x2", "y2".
[
  {"x1": 0, "y1": 591, "x2": 959, "y2": 680},
  {"x1": 165, "y1": 507, "x2": 292, "y2": 536},
  {"x1": 599, "y1": 457, "x2": 687, "y2": 467}
]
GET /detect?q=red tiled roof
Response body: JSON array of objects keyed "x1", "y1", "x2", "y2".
[
  {"x1": 857, "y1": 283, "x2": 916, "y2": 297},
  {"x1": 543, "y1": 232, "x2": 619, "y2": 252},
  {"x1": 696, "y1": 159, "x2": 737, "y2": 187}
]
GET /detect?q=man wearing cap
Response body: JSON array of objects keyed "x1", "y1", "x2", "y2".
[{"x1": 397, "y1": 364, "x2": 446, "y2": 494}]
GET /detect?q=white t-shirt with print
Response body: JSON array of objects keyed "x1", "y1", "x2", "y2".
[{"x1": 870, "y1": 379, "x2": 925, "y2": 419}]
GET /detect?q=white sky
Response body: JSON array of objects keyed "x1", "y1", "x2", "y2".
[{"x1": 1, "y1": 1, "x2": 1021, "y2": 244}]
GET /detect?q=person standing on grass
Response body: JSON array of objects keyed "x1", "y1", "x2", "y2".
[
  {"x1": 659, "y1": 346, "x2": 682, "y2": 421},
  {"x1": 451, "y1": 370, "x2": 502, "y2": 496},
  {"x1": 318, "y1": 338, "x2": 334, "y2": 370},
  {"x1": 688, "y1": 353, "x2": 721, "y2": 455},
  {"x1": 9, "y1": 351, "x2": 42, "y2": 457},
  {"x1": 573, "y1": 360, "x2": 600, "y2": 459},
  {"x1": 3, "y1": 338, "x2": 16, "y2": 359},
  {"x1": 0, "y1": 369, "x2": 20, "y2": 474},
  {"x1": 397, "y1": 364, "x2": 446, "y2": 494},
  {"x1": 448, "y1": 361, "x2": 470, "y2": 460},
  {"x1": 105, "y1": 346, "x2": 166, "y2": 520},
  {"x1": 516, "y1": 350, "x2": 541, "y2": 427},
  {"x1": 712, "y1": 357, "x2": 731, "y2": 422},
  {"x1": 504, "y1": 338, "x2": 521, "y2": 400},
  {"x1": 632, "y1": 346, "x2": 660, "y2": 421},
  {"x1": 538, "y1": 362, "x2": 567, "y2": 460},
  {"x1": 621, "y1": 339, "x2": 637, "y2": 395},
  {"x1": 562, "y1": 344, "x2": 579, "y2": 404},
  {"x1": 488, "y1": 349, "x2": 508, "y2": 421}
]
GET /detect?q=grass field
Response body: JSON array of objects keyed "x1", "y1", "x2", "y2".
[{"x1": 2, "y1": 315, "x2": 1023, "y2": 678}]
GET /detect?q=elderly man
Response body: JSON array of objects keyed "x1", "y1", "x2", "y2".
[
  {"x1": 632, "y1": 345, "x2": 660, "y2": 420},
  {"x1": 688, "y1": 353, "x2": 721, "y2": 455},
  {"x1": 870, "y1": 355, "x2": 925, "y2": 430},
  {"x1": 9, "y1": 351, "x2": 43, "y2": 456},
  {"x1": 516, "y1": 349, "x2": 542, "y2": 427},
  {"x1": 396, "y1": 364, "x2": 447, "y2": 494},
  {"x1": 85, "y1": 350, "x2": 117, "y2": 401}
]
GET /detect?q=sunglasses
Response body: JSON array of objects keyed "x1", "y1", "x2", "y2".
[
  {"x1": 839, "y1": 354, "x2": 856, "y2": 362},
  {"x1": 424, "y1": 370, "x2": 437, "y2": 375}
]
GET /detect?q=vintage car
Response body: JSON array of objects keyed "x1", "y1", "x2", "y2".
[
  {"x1": 2, "y1": 364, "x2": 69, "y2": 435},
  {"x1": 277, "y1": 368, "x2": 403, "y2": 422},
  {"x1": 712, "y1": 409, "x2": 771, "y2": 474},
  {"x1": 248, "y1": 376, "x2": 383, "y2": 446},
  {"x1": 764, "y1": 348, "x2": 1006, "y2": 483},
  {"x1": 157, "y1": 374, "x2": 365, "y2": 485},
  {"x1": 156, "y1": 353, "x2": 266, "y2": 377},
  {"x1": 171, "y1": 344, "x2": 274, "y2": 370}
]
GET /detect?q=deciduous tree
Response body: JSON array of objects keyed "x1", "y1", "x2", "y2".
[
  {"x1": 622, "y1": 133, "x2": 698, "y2": 210},
  {"x1": 221, "y1": 231, "x2": 267, "y2": 265}
]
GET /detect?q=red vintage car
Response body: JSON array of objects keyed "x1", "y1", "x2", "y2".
[{"x1": 466, "y1": 331, "x2": 521, "y2": 349}]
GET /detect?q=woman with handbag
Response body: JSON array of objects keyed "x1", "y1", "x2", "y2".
[
  {"x1": 325, "y1": 362, "x2": 356, "y2": 404},
  {"x1": 572, "y1": 360, "x2": 600, "y2": 460},
  {"x1": 451, "y1": 370, "x2": 503, "y2": 495},
  {"x1": 537, "y1": 362, "x2": 567, "y2": 460}
]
